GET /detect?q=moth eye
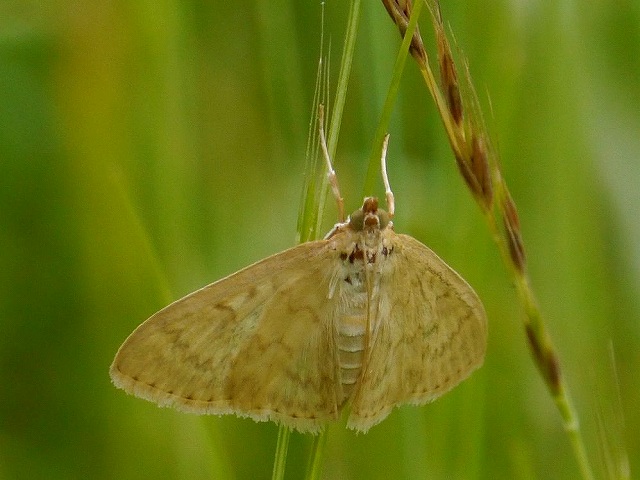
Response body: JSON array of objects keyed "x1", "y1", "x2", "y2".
[{"x1": 349, "y1": 210, "x2": 365, "y2": 231}]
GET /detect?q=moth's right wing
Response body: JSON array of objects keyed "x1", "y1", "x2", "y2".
[
  {"x1": 348, "y1": 233, "x2": 487, "y2": 432},
  {"x1": 110, "y1": 241, "x2": 343, "y2": 433}
]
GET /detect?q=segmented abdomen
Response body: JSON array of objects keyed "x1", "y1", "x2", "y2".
[{"x1": 336, "y1": 312, "x2": 366, "y2": 403}]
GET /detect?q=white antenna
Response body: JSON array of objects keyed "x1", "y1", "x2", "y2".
[{"x1": 318, "y1": 104, "x2": 345, "y2": 222}]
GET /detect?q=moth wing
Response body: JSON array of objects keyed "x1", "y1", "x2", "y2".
[
  {"x1": 348, "y1": 233, "x2": 487, "y2": 432},
  {"x1": 110, "y1": 241, "x2": 342, "y2": 433}
]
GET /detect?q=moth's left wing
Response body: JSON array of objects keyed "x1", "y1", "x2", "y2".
[
  {"x1": 348, "y1": 233, "x2": 487, "y2": 432},
  {"x1": 110, "y1": 241, "x2": 344, "y2": 433}
]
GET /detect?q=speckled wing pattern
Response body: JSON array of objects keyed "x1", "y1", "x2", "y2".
[
  {"x1": 347, "y1": 233, "x2": 487, "y2": 432},
  {"x1": 110, "y1": 241, "x2": 344, "y2": 433}
]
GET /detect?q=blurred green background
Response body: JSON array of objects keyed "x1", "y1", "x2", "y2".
[{"x1": 1, "y1": 0, "x2": 638, "y2": 478}]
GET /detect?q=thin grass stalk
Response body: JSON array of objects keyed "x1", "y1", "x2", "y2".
[
  {"x1": 363, "y1": 0, "x2": 424, "y2": 195},
  {"x1": 380, "y1": 0, "x2": 596, "y2": 478},
  {"x1": 298, "y1": 3, "x2": 330, "y2": 243},
  {"x1": 314, "y1": 0, "x2": 362, "y2": 235},
  {"x1": 304, "y1": 1, "x2": 363, "y2": 474},
  {"x1": 271, "y1": 425, "x2": 291, "y2": 480},
  {"x1": 596, "y1": 343, "x2": 630, "y2": 480},
  {"x1": 272, "y1": 1, "x2": 365, "y2": 477},
  {"x1": 305, "y1": 431, "x2": 328, "y2": 480}
]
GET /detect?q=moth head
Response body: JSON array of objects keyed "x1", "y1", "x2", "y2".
[{"x1": 349, "y1": 197, "x2": 391, "y2": 233}]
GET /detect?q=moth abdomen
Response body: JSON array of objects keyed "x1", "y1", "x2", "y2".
[{"x1": 336, "y1": 312, "x2": 367, "y2": 403}]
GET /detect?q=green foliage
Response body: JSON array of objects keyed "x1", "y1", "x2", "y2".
[{"x1": 0, "y1": 1, "x2": 638, "y2": 478}]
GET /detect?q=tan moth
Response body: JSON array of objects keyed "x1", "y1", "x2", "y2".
[{"x1": 110, "y1": 115, "x2": 487, "y2": 434}]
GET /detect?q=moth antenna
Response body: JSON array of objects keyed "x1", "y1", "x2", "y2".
[
  {"x1": 380, "y1": 133, "x2": 394, "y2": 218},
  {"x1": 318, "y1": 104, "x2": 345, "y2": 222}
]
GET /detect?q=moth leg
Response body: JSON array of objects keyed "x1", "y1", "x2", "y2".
[
  {"x1": 380, "y1": 133, "x2": 395, "y2": 219},
  {"x1": 318, "y1": 104, "x2": 345, "y2": 222}
]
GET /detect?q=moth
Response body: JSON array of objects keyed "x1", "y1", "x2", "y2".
[{"x1": 110, "y1": 120, "x2": 487, "y2": 434}]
